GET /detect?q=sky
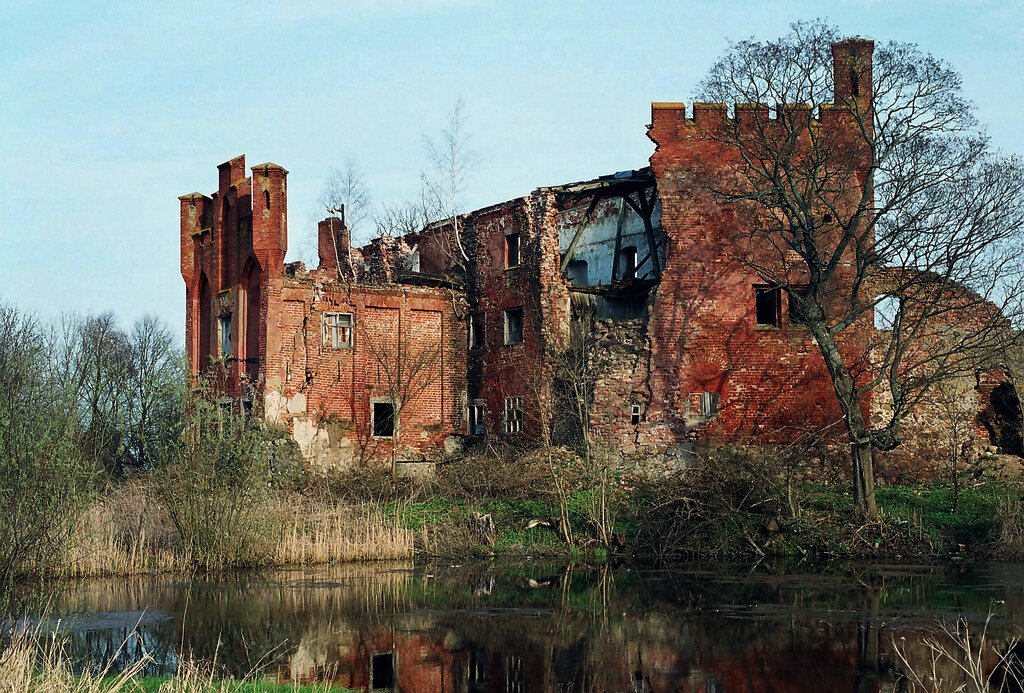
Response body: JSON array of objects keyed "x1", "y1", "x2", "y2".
[{"x1": 1, "y1": 0, "x2": 1022, "y2": 340}]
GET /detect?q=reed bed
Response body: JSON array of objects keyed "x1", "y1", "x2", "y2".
[
  {"x1": 0, "y1": 633, "x2": 147, "y2": 693},
  {"x1": 48, "y1": 484, "x2": 414, "y2": 578},
  {"x1": 62, "y1": 482, "x2": 179, "y2": 578},
  {"x1": 0, "y1": 633, "x2": 346, "y2": 692},
  {"x1": 272, "y1": 500, "x2": 414, "y2": 565}
]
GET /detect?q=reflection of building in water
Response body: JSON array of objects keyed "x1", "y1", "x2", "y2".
[
  {"x1": 279, "y1": 610, "x2": 883, "y2": 692},
  {"x1": 49, "y1": 564, "x2": 1024, "y2": 693}
]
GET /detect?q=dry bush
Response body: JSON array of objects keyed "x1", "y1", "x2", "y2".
[
  {"x1": 630, "y1": 447, "x2": 792, "y2": 562},
  {"x1": 63, "y1": 478, "x2": 177, "y2": 578},
  {"x1": 997, "y1": 498, "x2": 1024, "y2": 561},
  {"x1": 433, "y1": 448, "x2": 552, "y2": 500},
  {"x1": 302, "y1": 462, "x2": 419, "y2": 504}
]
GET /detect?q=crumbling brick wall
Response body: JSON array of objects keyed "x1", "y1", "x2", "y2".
[
  {"x1": 462, "y1": 191, "x2": 569, "y2": 443},
  {"x1": 181, "y1": 156, "x2": 466, "y2": 469}
]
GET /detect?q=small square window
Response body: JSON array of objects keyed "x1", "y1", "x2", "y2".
[
  {"x1": 789, "y1": 286, "x2": 811, "y2": 328},
  {"x1": 505, "y1": 233, "x2": 520, "y2": 268},
  {"x1": 470, "y1": 313, "x2": 485, "y2": 349},
  {"x1": 630, "y1": 403, "x2": 643, "y2": 426},
  {"x1": 504, "y1": 396, "x2": 523, "y2": 435},
  {"x1": 754, "y1": 285, "x2": 781, "y2": 327},
  {"x1": 323, "y1": 312, "x2": 353, "y2": 349},
  {"x1": 372, "y1": 401, "x2": 395, "y2": 438},
  {"x1": 468, "y1": 402, "x2": 485, "y2": 436},
  {"x1": 699, "y1": 392, "x2": 720, "y2": 418},
  {"x1": 504, "y1": 308, "x2": 523, "y2": 345}
]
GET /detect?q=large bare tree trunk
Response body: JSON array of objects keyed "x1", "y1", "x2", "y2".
[
  {"x1": 851, "y1": 440, "x2": 878, "y2": 519},
  {"x1": 814, "y1": 326, "x2": 880, "y2": 519}
]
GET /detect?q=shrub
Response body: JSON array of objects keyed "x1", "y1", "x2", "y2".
[
  {"x1": 154, "y1": 380, "x2": 275, "y2": 570},
  {"x1": 433, "y1": 446, "x2": 552, "y2": 501},
  {"x1": 0, "y1": 306, "x2": 97, "y2": 596},
  {"x1": 629, "y1": 447, "x2": 791, "y2": 562}
]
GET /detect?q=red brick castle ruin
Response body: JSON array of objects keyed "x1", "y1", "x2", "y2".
[{"x1": 180, "y1": 39, "x2": 1020, "y2": 474}]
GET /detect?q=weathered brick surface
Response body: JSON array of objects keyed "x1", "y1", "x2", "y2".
[
  {"x1": 181, "y1": 39, "x2": 1010, "y2": 470},
  {"x1": 181, "y1": 157, "x2": 466, "y2": 468}
]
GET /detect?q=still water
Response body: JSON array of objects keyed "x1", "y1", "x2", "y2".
[{"x1": 34, "y1": 560, "x2": 1024, "y2": 691}]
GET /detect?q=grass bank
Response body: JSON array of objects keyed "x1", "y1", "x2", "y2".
[{"x1": 20, "y1": 447, "x2": 1024, "y2": 580}]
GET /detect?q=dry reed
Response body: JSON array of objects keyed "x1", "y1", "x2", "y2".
[
  {"x1": 62, "y1": 480, "x2": 178, "y2": 578},
  {"x1": 0, "y1": 632, "x2": 342, "y2": 692},
  {"x1": 51, "y1": 485, "x2": 414, "y2": 578},
  {"x1": 272, "y1": 498, "x2": 414, "y2": 564},
  {"x1": 0, "y1": 631, "x2": 149, "y2": 693}
]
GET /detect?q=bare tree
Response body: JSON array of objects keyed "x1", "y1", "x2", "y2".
[
  {"x1": 320, "y1": 159, "x2": 371, "y2": 235},
  {"x1": 125, "y1": 316, "x2": 184, "y2": 470},
  {"x1": 374, "y1": 200, "x2": 429, "y2": 240},
  {"x1": 422, "y1": 99, "x2": 477, "y2": 269},
  {"x1": 692, "y1": 20, "x2": 1024, "y2": 517}
]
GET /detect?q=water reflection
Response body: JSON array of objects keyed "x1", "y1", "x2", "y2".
[{"x1": 37, "y1": 561, "x2": 1024, "y2": 692}]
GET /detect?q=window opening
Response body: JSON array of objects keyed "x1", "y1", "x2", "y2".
[
  {"x1": 218, "y1": 315, "x2": 232, "y2": 357},
  {"x1": 372, "y1": 401, "x2": 395, "y2": 438},
  {"x1": 850, "y1": 68, "x2": 860, "y2": 98},
  {"x1": 504, "y1": 308, "x2": 523, "y2": 345},
  {"x1": 875, "y1": 294, "x2": 900, "y2": 331},
  {"x1": 470, "y1": 313, "x2": 485, "y2": 349},
  {"x1": 504, "y1": 397, "x2": 523, "y2": 435},
  {"x1": 468, "y1": 403, "x2": 485, "y2": 436},
  {"x1": 567, "y1": 259, "x2": 589, "y2": 285},
  {"x1": 754, "y1": 285, "x2": 781, "y2": 327},
  {"x1": 370, "y1": 652, "x2": 395, "y2": 690},
  {"x1": 619, "y1": 246, "x2": 638, "y2": 280},
  {"x1": 322, "y1": 312, "x2": 353, "y2": 349},
  {"x1": 469, "y1": 648, "x2": 486, "y2": 691},
  {"x1": 789, "y1": 286, "x2": 811, "y2": 328},
  {"x1": 505, "y1": 654, "x2": 524, "y2": 693},
  {"x1": 505, "y1": 233, "x2": 520, "y2": 268},
  {"x1": 630, "y1": 403, "x2": 642, "y2": 426},
  {"x1": 699, "y1": 392, "x2": 720, "y2": 418}
]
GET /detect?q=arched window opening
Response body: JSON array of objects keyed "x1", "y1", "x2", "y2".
[
  {"x1": 874, "y1": 294, "x2": 900, "y2": 331},
  {"x1": 198, "y1": 273, "x2": 212, "y2": 373},
  {"x1": 990, "y1": 383, "x2": 1023, "y2": 456},
  {"x1": 850, "y1": 68, "x2": 860, "y2": 98},
  {"x1": 243, "y1": 259, "x2": 262, "y2": 383}
]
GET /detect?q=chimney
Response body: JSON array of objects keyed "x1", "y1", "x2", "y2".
[
  {"x1": 832, "y1": 38, "x2": 874, "y2": 115},
  {"x1": 317, "y1": 216, "x2": 351, "y2": 275}
]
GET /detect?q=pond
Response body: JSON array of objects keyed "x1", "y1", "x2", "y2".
[{"x1": 25, "y1": 560, "x2": 1024, "y2": 691}]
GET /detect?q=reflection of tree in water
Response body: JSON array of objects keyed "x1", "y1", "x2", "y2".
[{"x1": 45, "y1": 562, "x2": 1024, "y2": 691}]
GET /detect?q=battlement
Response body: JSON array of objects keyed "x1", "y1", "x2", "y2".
[{"x1": 649, "y1": 38, "x2": 873, "y2": 146}]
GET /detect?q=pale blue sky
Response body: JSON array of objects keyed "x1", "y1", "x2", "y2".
[{"x1": 1, "y1": 0, "x2": 1022, "y2": 337}]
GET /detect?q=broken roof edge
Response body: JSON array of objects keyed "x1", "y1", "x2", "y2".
[{"x1": 536, "y1": 167, "x2": 654, "y2": 196}]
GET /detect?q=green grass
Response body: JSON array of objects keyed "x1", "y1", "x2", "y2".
[
  {"x1": 388, "y1": 477, "x2": 1020, "y2": 564},
  {"x1": 99, "y1": 677, "x2": 352, "y2": 692}
]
